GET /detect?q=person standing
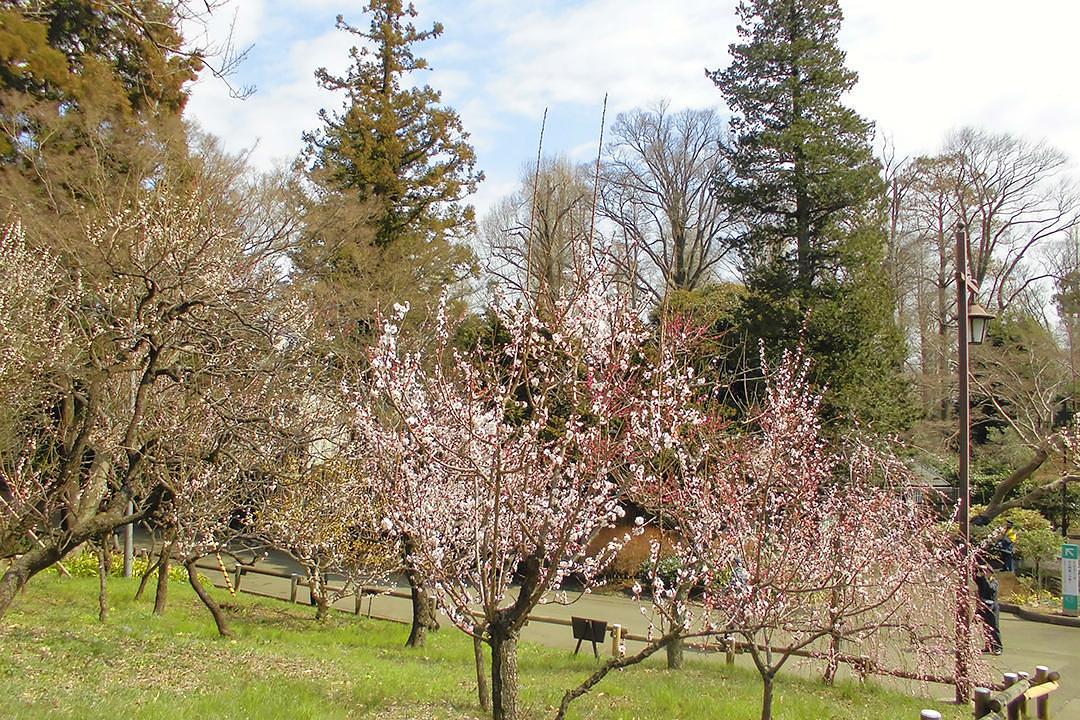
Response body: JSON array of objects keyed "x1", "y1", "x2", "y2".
[{"x1": 975, "y1": 567, "x2": 1002, "y2": 655}]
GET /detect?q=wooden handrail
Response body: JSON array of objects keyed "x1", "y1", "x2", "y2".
[
  {"x1": 969, "y1": 667, "x2": 1061, "y2": 720},
  {"x1": 1023, "y1": 681, "x2": 1059, "y2": 701}
]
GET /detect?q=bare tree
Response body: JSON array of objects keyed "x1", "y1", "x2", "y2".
[
  {"x1": 482, "y1": 156, "x2": 594, "y2": 309},
  {"x1": 903, "y1": 154, "x2": 962, "y2": 420},
  {"x1": 890, "y1": 130, "x2": 1080, "y2": 519},
  {"x1": 969, "y1": 319, "x2": 1078, "y2": 520},
  {"x1": 600, "y1": 103, "x2": 735, "y2": 303},
  {"x1": 0, "y1": 135, "x2": 306, "y2": 615},
  {"x1": 895, "y1": 131, "x2": 1078, "y2": 423},
  {"x1": 947, "y1": 128, "x2": 1080, "y2": 312}
]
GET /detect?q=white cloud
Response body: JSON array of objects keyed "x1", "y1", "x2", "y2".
[
  {"x1": 841, "y1": 0, "x2": 1080, "y2": 160},
  {"x1": 185, "y1": 23, "x2": 356, "y2": 170},
  {"x1": 479, "y1": 0, "x2": 733, "y2": 118},
  {"x1": 185, "y1": 0, "x2": 1080, "y2": 221}
]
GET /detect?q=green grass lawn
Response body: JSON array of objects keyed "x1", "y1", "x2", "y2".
[{"x1": 0, "y1": 575, "x2": 964, "y2": 719}]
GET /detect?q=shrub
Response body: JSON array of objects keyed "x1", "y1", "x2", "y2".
[
  {"x1": 639, "y1": 555, "x2": 683, "y2": 588},
  {"x1": 56, "y1": 548, "x2": 190, "y2": 583},
  {"x1": 1003, "y1": 574, "x2": 1059, "y2": 607}
]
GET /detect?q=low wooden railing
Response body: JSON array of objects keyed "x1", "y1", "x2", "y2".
[
  {"x1": 198, "y1": 558, "x2": 1026, "y2": 698},
  {"x1": 919, "y1": 666, "x2": 1062, "y2": 720}
]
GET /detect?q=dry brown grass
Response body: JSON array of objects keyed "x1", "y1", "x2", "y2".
[{"x1": 588, "y1": 523, "x2": 683, "y2": 578}]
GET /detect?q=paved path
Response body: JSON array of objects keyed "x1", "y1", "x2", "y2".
[{"x1": 188, "y1": 548, "x2": 1080, "y2": 717}]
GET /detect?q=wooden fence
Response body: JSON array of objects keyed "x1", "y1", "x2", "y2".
[
  {"x1": 199, "y1": 557, "x2": 1067, "y2": 716},
  {"x1": 918, "y1": 666, "x2": 1062, "y2": 720}
]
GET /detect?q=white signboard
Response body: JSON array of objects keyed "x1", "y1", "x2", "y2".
[{"x1": 1064, "y1": 543, "x2": 1078, "y2": 617}]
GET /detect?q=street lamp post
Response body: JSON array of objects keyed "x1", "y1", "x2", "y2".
[
  {"x1": 955, "y1": 223, "x2": 973, "y2": 703},
  {"x1": 954, "y1": 223, "x2": 995, "y2": 702}
]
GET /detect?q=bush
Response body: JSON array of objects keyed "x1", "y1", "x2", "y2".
[
  {"x1": 1003, "y1": 574, "x2": 1059, "y2": 607},
  {"x1": 972, "y1": 507, "x2": 1055, "y2": 554},
  {"x1": 56, "y1": 548, "x2": 189, "y2": 583},
  {"x1": 639, "y1": 555, "x2": 683, "y2": 588}
]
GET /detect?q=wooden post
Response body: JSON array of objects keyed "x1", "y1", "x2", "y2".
[
  {"x1": 232, "y1": 564, "x2": 243, "y2": 592},
  {"x1": 289, "y1": 574, "x2": 300, "y2": 603},
  {"x1": 974, "y1": 687, "x2": 992, "y2": 718},
  {"x1": 724, "y1": 634, "x2": 735, "y2": 666},
  {"x1": 1033, "y1": 666, "x2": 1051, "y2": 720},
  {"x1": 1002, "y1": 672, "x2": 1017, "y2": 720},
  {"x1": 1014, "y1": 671, "x2": 1030, "y2": 720},
  {"x1": 1008, "y1": 694, "x2": 1022, "y2": 720},
  {"x1": 919, "y1": 711, "x2": 941, "y2": 720},
  {"x1": 123, "y1": 500, "x2": 134, "y2": 578}
]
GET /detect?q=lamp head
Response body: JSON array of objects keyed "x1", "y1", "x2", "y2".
[{"x1": 968, "y1": 303, "x2": 995, "y2": 345}]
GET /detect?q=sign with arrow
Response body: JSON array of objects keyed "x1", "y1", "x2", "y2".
[{"x1": 1064, "y1": 543, "x2": 1079, "y2": 616}]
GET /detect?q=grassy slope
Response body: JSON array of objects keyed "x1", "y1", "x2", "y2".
[{"x1": 0, "y1": 575, "x2": 963, "y2": 720}]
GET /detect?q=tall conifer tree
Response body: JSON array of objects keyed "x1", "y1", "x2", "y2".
[
  {"x1": 708, "y1": 0, "x2": 915, "y2": 430},
  {"x1": 294, "y1": 1, "x2": 482, "y2": 648},
  {"x1": 296, "y1": 1, "x2": 482, "y2": 344}
]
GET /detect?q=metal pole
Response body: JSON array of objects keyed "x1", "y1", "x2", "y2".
[
  {"x1": 955, "y1": 223, "x2": 972, "y2": 703},
  {"x1": 123, "y1": 501, "x2": 134, "y2": 578},
  {"x1": 124, "y1": 368, "x2": 137, "y2": 578}
]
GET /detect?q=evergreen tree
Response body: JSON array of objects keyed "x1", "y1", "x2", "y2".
[
  {"x1": 0, "y1": 0, "x2": 203, "y2": 260},
  {"x1": 296, "y1": 1, "x2": 482, "y2": 344},
  {"x1": 0, "y1": 1, "x2": 198, "y2": 134},
  {"x1": 294, "y1": 1, "x2": 481, "y2": 649},
  {"x1": 708, "y1": 0, "x2": 915, "y2": 431}
]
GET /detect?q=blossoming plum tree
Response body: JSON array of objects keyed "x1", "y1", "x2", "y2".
[
  {"x1": 659, "y1": 348, "x2": 989, "y2": 720},
  {"x1": 0, "y1": 166, "x2": 307, "y2": 616},
  {"x1": 352, "y1": 269, "x2": 648, "y2": 720},
  {"x1": 259, "y1": 458, "x2": 395, "y2": 621}
]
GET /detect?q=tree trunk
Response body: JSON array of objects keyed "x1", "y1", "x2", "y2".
[
  {"x1": 401, "y1": 534, "x2": 438, "y2": 647},
  {"x1": 186, "y1": 560, "x2": 232, "y2": 637},
  {"x1": 760, "y1": 673, "x2": 775, "y2": 720},
  {"x1": 490, "y1": 626, "x2": 519, "y2": 720},
  {"x1": 135, "y1": 552, "x2": 162, "y2": 601},
  {"x1": 823, "y1": 560, "x2": 843, "y2": 685},
  {"x1": 153, "y1": 539, "x2": 173, "y2": 616},
  {"x1": 823, "y1": 632, "x2": 840, "y2": 684},
  {"x1": 666, "y1": 586, "x2": 687, "y2": 670},
  {"x1": 309, "y1": 567, "x2": 330, "y2": 621},
  {"x1": 665, "y1": 633, "x2": 684, "y2": 670},
  {"x1": 406, "y1": 575, "x2": 438, "y2": 647},
  {"x1": 0, "y1": 543, "x2": 62, "y2": 616},
  {"x1": 96, "y1": 542, "x2": 109, "y2": 623},
  {"x1": 473, "y1": 633, "x2": 490, "y2": 712},
  {"x1": 0, "y1": 492, "x2": 154, "y2": 620},
  {"x1": 936, "y1": 214, "x2": 949, "y2": 421}
]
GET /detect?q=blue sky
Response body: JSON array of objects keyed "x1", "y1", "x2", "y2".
[{"x1": 184, "y1": 0, "x2": 1080, "y2": 220}]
